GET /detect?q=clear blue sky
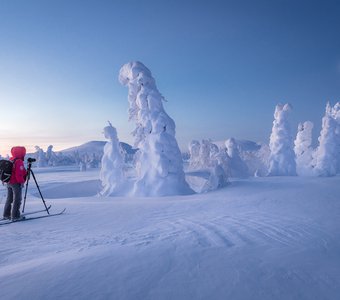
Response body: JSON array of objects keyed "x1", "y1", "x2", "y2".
[{"x1": 0, "y1": 0, "x2": 339, "y2": 156}]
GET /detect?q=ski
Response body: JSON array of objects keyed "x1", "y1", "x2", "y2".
[
  {"x1": 0, "y1": 205, "x2": 52, "y2": 223},
  {"x1": 0, "y1": 208, "x2": 66, "y2": 226},
  {"x1": 22, "y1": 205, "x2": 52, "y2": 217}
]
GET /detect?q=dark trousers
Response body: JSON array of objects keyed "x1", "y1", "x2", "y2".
[{"x1": 3, "y1": 184, "x2": 23, "y2": 219}]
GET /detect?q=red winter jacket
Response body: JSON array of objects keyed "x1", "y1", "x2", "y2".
[{"x1": 9, "y1": 146, "x2": 27, "y2": 184}]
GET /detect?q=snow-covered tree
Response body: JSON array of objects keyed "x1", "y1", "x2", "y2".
[
  {"x1": 79, "y1": 160, "x2": 87, "y2": 172},
  {"x1": 189, "y1": 139, "x2": 227, "y2": 171},
  {"x1": 294, "y1": 121, "x2": 314, "y2": 176},
  {"x1": 206, "y1": 142, "x2": 229, "y2": 189},
  {"x1": 187, "y1": 139, "x2": 229, "y2": 191},
  {"x1": 202, "y1": 164, "x2": 228, "y2": 192},
  {"x1": 99, "y1": 122, "x2": 125, "y2": 196},
  {"x1": 188, "y1": 140, "x2": 201, "y2": 169},
  {"x1": 46, "y1": 145, "x2": 58, "y2": 166},
  {"x1": 225, "y1": 138, "x2": 249, "y2": 178},
  {"x1": 46, "y1": 145, "x2": 53, "y2": 162},
  {"x1": 35, "y1": 146, "x2": 47, "y2": 168},
  {"x1": 199, "y1": 139, "x2": 213, "y2": 169},
  {"x1": 86, "y1": 153, "x2": 100, "y2": 169},
  {"x1": 268, "y1": 103, "x2": 297, "y2": 176},
  {"x1": 240, "y1": 143, "x2": 270, "y2": 177},
  {"x1": 314, "y1": 102, "x2": 339, "y2": 176},
  {"x1": 51, "y1": 152, "x2": 72, "y2": 166},
  {"x1": 119, "y1": 61, "x2": 193, "y2": 196},
  {"x1": 331, "y1": 102, "x2": 340, "y2": 173},
  {"x1": 209, "y1": 143, "x2": 220, "y2": 165}
]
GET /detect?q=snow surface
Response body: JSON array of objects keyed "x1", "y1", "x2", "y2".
[{"x1": 1, "y1": 167, "x2": 340, "y2": 300}]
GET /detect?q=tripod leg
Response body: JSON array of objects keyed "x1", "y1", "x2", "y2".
[
  {"x1": 30, "y1": 170, "x2": 50, "y2": 214},
  {"x1": 22, "y1": 180, "x2": 30, "y2": 213},
  {"x1": 22, "y1": 165, "x2": 31, "y2": 213}
]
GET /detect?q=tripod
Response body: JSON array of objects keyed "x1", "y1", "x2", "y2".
[{"x1": 22, "y1": 161, "x2": 50, "y2": 214}]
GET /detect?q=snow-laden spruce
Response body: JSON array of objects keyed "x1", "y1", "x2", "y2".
[
  {"x1": 203, "y1": 141, "x2": 228, "y2": 191},
  {"x1": 187, "y1": 139, "x2": 229, "y2": 192},
  {"x1": 199, "y1": 139, "x2": 214, "y2": 169},
  {"x1": 225, "y1": 138, "x2": 249, "y2": 178},
  {"x1": 186, "y1": 139, "x2": 229, "y2": 192},
  {"x1": 35, "y1": 146, "x2": 47, "y2": 168},
  {"x1": 268, "y1": 103, "x2": 297, "y2": 176},
  {"x1": 119, "y1": 61, "x2": 193, "y2": 196},
  {"x1": 45, "y1": 145, "x2": 57, "y2": 166},
  {"x1": 99, "y1": 122, "x2": 125, "y2": 196},
  {"x1": 332, "y1": 103, "x2": 340, "y2": 173},
  {"x1": 240, "y1": 143, "x2": 270, "y2": 177},
  {"x1": 314, "y1": 102, "x2": 339, "y2": 177},
  {"x1": 294, "y1": 121, "x2": 314, "y2": 176},
  {"x1": 202, "y1": 163, "x2": 229, "y2": 192},
  {"x1": 188, "y1": 140, "x2": 201, "y2": 169}
]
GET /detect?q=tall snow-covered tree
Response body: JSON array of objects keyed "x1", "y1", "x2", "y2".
[
  {"x1": 268, "y1": 103, "x2": 297, "y2": 176},
  {"x1": 99, "y1": 122, "x2": 125, "y2": 196},
  {"x1": 331, "y1": 102, "x2": 340, "y2": 173},
  {"x1": 314, "y1": 102, "x2": 338, "y2": 177},
  {"x1": 294, "y1": 121, "x2": 314, "y2": 176},
  {"x1": 119, "y1": 61, "x2": 193, "y2": 196}
]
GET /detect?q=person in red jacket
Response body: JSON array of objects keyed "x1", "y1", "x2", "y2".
[{"x1": 3, "y1": 146, "x2": 27, "y2": 220}]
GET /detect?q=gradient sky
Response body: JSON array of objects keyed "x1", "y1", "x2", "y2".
[{"x1": 0, "y1": 0, "x2": 339, "y2": 156}]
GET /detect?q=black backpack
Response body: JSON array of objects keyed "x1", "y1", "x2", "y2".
[{"x1": 0, "y1": 159, "x2": 15, "y2": 183}]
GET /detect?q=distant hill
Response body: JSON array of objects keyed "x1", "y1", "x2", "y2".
[
  {"x1": 59, "y1": 141, "x2": 106, "y2": 155},
  {"x1": 59, "y1": 141, "x2": 137, "y2": 156}
]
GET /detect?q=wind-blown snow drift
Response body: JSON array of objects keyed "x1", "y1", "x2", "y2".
[{"x1": 119, "y1": 61, "x2": 193, "y2": 196}]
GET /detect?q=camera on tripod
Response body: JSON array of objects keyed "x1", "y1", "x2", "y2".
[{"x1": 22, "y1": 157, "x2": 50, "y2": 215}]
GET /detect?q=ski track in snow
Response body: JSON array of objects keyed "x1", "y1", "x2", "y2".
[
  {"x1": 108, "y1": 212, "x2": 328, "y2": 250},
  {"x1": 0, "y1": 209, "x2": 329, "y2": 261}
]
